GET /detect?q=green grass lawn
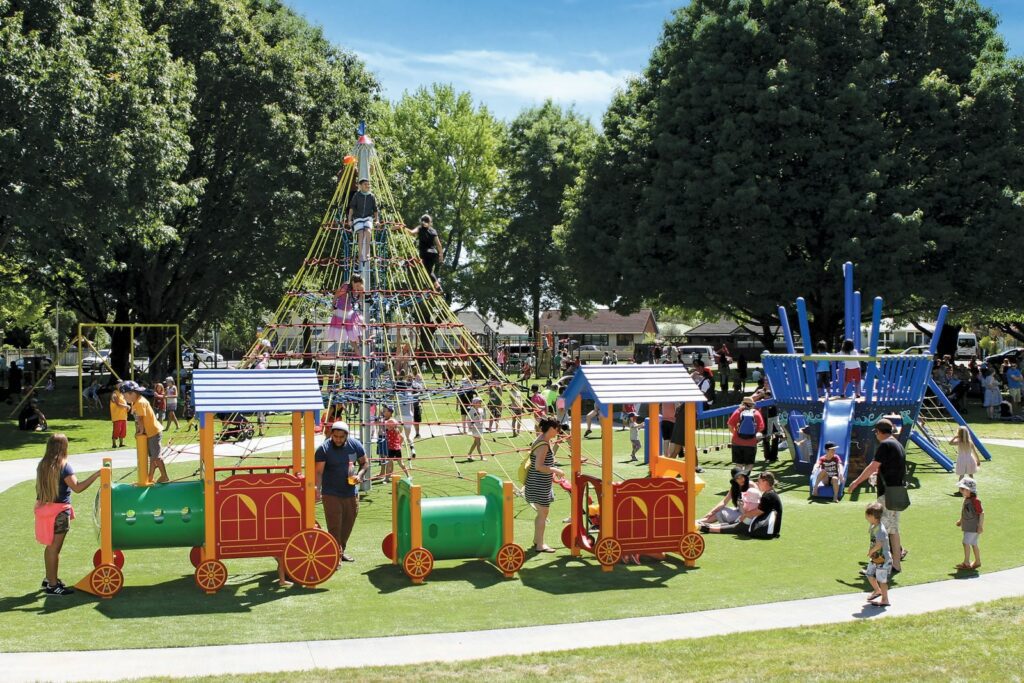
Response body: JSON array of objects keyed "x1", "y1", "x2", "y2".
[
  {"x1": 0, "y1": 421, "x2": 1018, "y2": 653},
  {"x1": 135, "y1": 596, "x2": 1024, "y2": 682}
]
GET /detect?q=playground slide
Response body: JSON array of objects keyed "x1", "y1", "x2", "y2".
[{"x1": 809, "y1": 399, "x2": 856, "y2": 498}]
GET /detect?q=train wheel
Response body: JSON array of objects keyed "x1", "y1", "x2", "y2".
[
  {"x1": 381, "y1": 532, "x2": 395, "y2": 561},
  {"x1": 595, "y1": 537, "x2": 622, "y2": 567},
  {"x1": 561, "y1": 524, "x2": 595, "y2": 551},
  {"x1": 496, "y1": 543, "x2": 526, "y2": 576},
  {"x1": 92, "y1": 549, "x2": 125, "y2": 570},
  {"x1": 402, "y1": 547, "x2": 433, "y2": 583},
  {"x1": 90, "y1": 564, "x2": 123, "y2": 598},
  {"x1": 284, "y1": 529, "x2": 340, "y2": 586},
  {"x1": 189, "y1": 546, "x2": 203, "y2": 568},
  {"x1": 195, "y1": 559, "x2": 227, "y2": 593},
  {"x1": 679, "y1": 532, "x2": 705, "y2": 561}
]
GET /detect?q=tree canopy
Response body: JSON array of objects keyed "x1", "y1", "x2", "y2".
[{"x1": 565, "y1": 0, "x2": 1024, "y2": 346}]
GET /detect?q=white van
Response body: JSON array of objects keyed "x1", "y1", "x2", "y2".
[
  {"x1": 956, "y1": 332, "x2": 979, "y2": 360},
  {"x1": 677, "y1": 345, "x2": 716, "y2": 366}
]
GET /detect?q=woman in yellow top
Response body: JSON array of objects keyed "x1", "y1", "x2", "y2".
[{"x1": 120, "y1": 381, "x2": 168, "y2": 483}]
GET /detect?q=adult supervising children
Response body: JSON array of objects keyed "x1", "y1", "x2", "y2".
[
  {"x1": 315, "y1": 421, "x2": 367, "y2": 563},
  {"x1": 849, "y1": 419, "x2": 907, "y2": 574},
  {"x1": 524, "y1": 418, "x2": 564, "y2": 553},
  {"x1": 121, "y1": 381, "x2": 168, "y2": 483},
  {"x1": 34, "y1": 434, "x2": 101, "y2": 596}
]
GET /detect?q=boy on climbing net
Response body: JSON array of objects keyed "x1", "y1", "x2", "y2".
[{"x1": 347, "y1": 177, "x2": 378, "y2": 268}]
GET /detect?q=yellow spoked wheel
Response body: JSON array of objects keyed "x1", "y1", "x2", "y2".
[
  {"x1": 496, "y1": 543, "x2": 526, "y2": 576},
  {"x1": 402, "y1": 547, "x2": 433, "y2": 583},
  {"x1": 679, "y1": 532, "x2": 705, "y2": 561},
  {"x1": 283, "y1": 529, "x2": 340, "y2": 586},
  {"x1": 195, "y1": 559, "x2": 227, "y2": 594},
  {"x1": 90, "y1": 564, "x2": 124, "y2": 598},
  {"x1": 595, "y1": 537, "x2": 622, "y2": 567}
]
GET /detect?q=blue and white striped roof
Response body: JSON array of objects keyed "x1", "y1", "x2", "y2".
[
  {"x1": 564, "y1": 365, "x2": 707, "y2": 406},
  {"x1": 192, "y1": 369, "x2": 324, "y2": 414}
]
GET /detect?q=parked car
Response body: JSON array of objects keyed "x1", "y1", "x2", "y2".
[
  {"x1": 183, "y1": 347, "x2": 224, "y2": 364},
  {"x1": 576, "y1": 344, "x2": 606, "y2": 362},
  {"x1": 898, "y1": 345, "x2": 931, "y2": 356},
  {"x1": 676, "y1": 345, "x2": 715, "y2": 366},
  {"x1": 81, "y1": 349, "x2": 111, "y2": 371},
  {"x1": 985, "y1": 347, "x2": 1024, "y2": 368}
]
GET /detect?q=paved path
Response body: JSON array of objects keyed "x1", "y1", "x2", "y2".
[
  {"x1": 3, "y1": 566, "x2": 1022, "y2": 682},
  {"x1": 982, "y1": 437, "x2": 1024, "y2": 449}
]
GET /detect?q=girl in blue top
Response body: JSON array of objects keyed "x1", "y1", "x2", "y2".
[{"x1": 815, "y1": 340, "x2": 832, "y2": 398}]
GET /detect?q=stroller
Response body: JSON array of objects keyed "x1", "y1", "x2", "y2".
[{"x1": 218, "y1": 412, "x2": 255, "y2": 442}]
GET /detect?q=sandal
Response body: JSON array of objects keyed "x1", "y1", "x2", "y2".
[
  {"x1": 954, "y1": 562, "x2": 972, "y2": 570},
  {"x1": 868, "y1": 600, "x2": 890, "y2": 607},
  {"x1": 971, "y1": 562, "x2": 981, "y2": 570},
  {"x1": 533, "y1": 545, "x2": 556, "y2": 553},
  {"x1": 866, "y1": 592, "x2": 881, "y2": 601}
]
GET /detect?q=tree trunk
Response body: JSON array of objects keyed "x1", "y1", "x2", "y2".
[{"x1": 109, "y1": 301, "x2": 132, "y2": 380}]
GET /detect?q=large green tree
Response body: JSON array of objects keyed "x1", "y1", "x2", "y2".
[
  {"x1": 475, "y1": 101, "x2": 597, "y2": 335},
  {"x1": 566, "y1": 0, "x2": 1024, "y2": 347},
  {"x1": 384, "y1": 84, "x2": 505, "y2": 306},
  {"x1": 2, "y1": 0, "x2": 380, "y2": 375}
]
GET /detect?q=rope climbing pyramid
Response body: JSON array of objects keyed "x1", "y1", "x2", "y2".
[{"x1": 239, "y1": 124, "x2": 529, "y2": 477}]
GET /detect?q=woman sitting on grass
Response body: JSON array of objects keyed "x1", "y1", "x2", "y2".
[
  {"x1": 34, "y1": 434, "x2": 100, "y2": 596},
  {"x1": 699, "y1": 467, "x2": 750, "y2": 525}
]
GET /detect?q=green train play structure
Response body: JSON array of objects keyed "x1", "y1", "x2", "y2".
[{"x1": 381, "y1": 472, "x2": 526, "y2": 583}]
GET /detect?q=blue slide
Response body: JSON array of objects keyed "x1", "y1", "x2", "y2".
[{"x1": 809, "y1": 399, "x2": 855, "y2": 499}]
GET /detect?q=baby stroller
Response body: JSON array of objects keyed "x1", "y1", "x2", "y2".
[{"x1": 218, "y1": 412, "x2": 255, "y2": 442}]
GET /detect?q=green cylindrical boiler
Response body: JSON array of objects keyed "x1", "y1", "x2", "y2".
[
  {"x1": 107, "y1": 481, "x2": 205, "y2": 549},
  {"x1": 420, "y1": 495, "x2": 499, "y2": 560}
]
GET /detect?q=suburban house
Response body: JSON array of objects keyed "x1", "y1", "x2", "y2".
[{"x1": 540, "y1": 309, "x2": 658, "y2": 353}]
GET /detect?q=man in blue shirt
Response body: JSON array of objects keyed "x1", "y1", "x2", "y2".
[
  {"x1": 1005, "y1": 360, "x2": 1023, "y2": 409},
  {"x1": 315, "y1": 421, "x2": 368, "y2": 563}
]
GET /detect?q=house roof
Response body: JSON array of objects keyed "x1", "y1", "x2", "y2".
[
  {"x1": 564, "y1": 365, "x2": 707, "y2": 405},
  {"x1": 541, "y1": 309, "x2": 657, "y2": 335},
  {"x1": 686, "y1": 318, "x2": 754, "y2": 337},
  {"x1": 455, "y1": 310, "x2": 493, "y2": 336},
  {"x1": 489, "y1": 317, "x2": 529, "y2": 336},
  {"x1": 192, "y1": 369, "x2": 324, "y2": 414}
]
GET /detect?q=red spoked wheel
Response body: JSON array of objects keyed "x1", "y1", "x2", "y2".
[
  {"x1": 189, "y1": 546, "x2": 203, "y2": 568},
  {"x1": 90, "y1": 564, "x2": 124, "y2": 598},
  {"x1": 402, "y1": 547, "x2": 433, "y2": 583},
  {"x1": 195, "y1": 559, "x2": 227, "y2": 593},
  {"x1": 283, "y1": 528, "x2": 340, "y2": 587},
  {"x1": 679, "y1": 532, "x2": 705, "y2": 561},
  {"x1": 92, "y1": 549, "x2": 125, "y2": 569},
  {"x1": 496, "y1": 543, "x2": 526, "y2": 576},
  {"x1": 382, "y1": 532, "x2": 395, "y2": 561},
  {"x1": 595, "y1": 537, "x2": 622, "y2": 567}
]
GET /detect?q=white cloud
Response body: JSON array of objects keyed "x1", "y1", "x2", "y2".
[{"x1": 356, "y1": 46, "x2": 634, "y2": 119}]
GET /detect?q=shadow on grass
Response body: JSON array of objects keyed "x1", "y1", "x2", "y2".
[
  {"x1": 0, "y1": 571, "x2": 307, "y2": 618},
  {"x1": 518, "y1": 554, "x2": 698, "y2": 595},
  {"x1": 364, "y1": 559, "x2": 508, "y2": 593}
]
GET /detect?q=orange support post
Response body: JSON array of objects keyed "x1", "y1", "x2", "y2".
[
  {"x1": 502, "y1": 481, "x2": 514, "y2": 545},
  {"x1": 570, "y1": 395, "x2": 582, "y2": 557},
  {"x1": 410, "y1": 484, "x2": 423, "y2": 550},
  {"x1": 391, "y1": 475, "x2": 400, "y2": 565},
  {"x1": 303, "y1": 411, "x2": 317, "y2": 528},
  {"x1": 600, "y1": 404, "x2": 614, "y2": 572},
  {"x1": 684, "y1": 402, "x2": 698, "y2": 567},
  {"x1": 99, "y1": 458, "x2": 113, "y2": 565},
  {"x1": 649, "y1": 402, "x2": 661, "y2": 464},
  {"x1": 291, "y1": 411, "x2": 302, "y2": 475},
  {"x1": 135, "y1": 433, "x2": 149, "y2": 487},
  {"x1": 200, "y1": 415, "x2": 216, "y2": 562}
]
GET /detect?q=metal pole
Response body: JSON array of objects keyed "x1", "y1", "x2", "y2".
[
  {"x1": 77, "y1": 325, "x2": 83, "y2": 418},
  {"x1": 129, "y1": 325, "x2": 135, "y2": 381},
  {"x1": 843, "y1": 261, "x2": 854, "y2": 342}
]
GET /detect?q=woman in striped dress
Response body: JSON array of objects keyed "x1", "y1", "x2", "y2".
[{"x1": 524, "y1": 418, "x2": 563, "y2": 553}]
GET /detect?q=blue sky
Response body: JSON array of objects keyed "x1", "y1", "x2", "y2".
[{"x1": 286, "y1": 0, "x2": 1024, "y2": 123}]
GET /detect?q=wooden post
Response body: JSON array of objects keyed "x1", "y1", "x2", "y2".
[
  {"x1": 200, "y1": 414, "x2": 216, "y2": 562},
  {"x1": 502, "y1": 481, "x2": 514, "y2": 545},
  {"x1": 600, "y1": 403, "x2": 614, "y2": 572},
  {"x1": 100, "y1": 458, "x2": 113, "y2": 565},
  {"x1": 291, "y1": 411, "x2": 302, "y2": 474},
  {"x1": 135, "y1": 433, "x2": 149, "y2": 487},
  {"x1": 649, "y1": 402, "x2": 661, "y2": 461},
  {"x1": 410, "y1": 484, "x2": 423, "y2": 549},
  {"x1": 684, "y1": 402, "x2": 698, "y2": 568},
  {"x1": 570, "y1": 395, "x2": 582, "y2": 557},
  {"x1": 303, "y1": 411, "x2": 316, "y2": 528},
  {"x1": 391, "y1": 475, "x2": 400, "y2": 565}
]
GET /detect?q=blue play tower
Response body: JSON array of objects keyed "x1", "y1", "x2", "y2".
[{"x1": 761, "y1": 263, "x2": 990, "y2": 498}]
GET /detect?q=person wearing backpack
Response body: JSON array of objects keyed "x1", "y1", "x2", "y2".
[{"x1": 728, "y1": 396, "x2": 764, "y2": 472}]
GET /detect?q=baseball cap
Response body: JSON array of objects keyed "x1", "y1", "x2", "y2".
[
  {"x1": 358, "y1": 177, "x2": 369, "y2": 183},
  {"x1": 958, "y1": 476, "x2": 977, "y2": 494},
  {"x1": 873, "y1": 419, "x2": 894, "y2": 434},
  {"x1": 824, "y1": 441, "x2": 837, "y2": 450},
  {"x1": 330, "y1": 421, "x2": 350, "y2": 433},
  {"x1": 119, "y1": 380, "x2": 140, "y2": 393}
]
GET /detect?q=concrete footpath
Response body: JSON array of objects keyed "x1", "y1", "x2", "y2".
[{"x1": 3, "y1": 566, "x2": 1023, "y2": 682}]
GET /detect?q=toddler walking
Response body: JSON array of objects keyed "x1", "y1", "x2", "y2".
[{"x1": 955, "y1": 477, "x2": 984, "y2": 571}]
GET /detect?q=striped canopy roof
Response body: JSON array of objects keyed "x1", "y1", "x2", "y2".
[
  {"x1": 564, "y1": 365, "x2": 707, "y2": 406},
  {"x1": 191, "y1": 369, "x2": 324, "y2": 414}
]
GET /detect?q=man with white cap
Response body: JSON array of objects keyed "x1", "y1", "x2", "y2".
[{"x1": 315, "y1": 420, "x2": 367, "y2": 563}]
